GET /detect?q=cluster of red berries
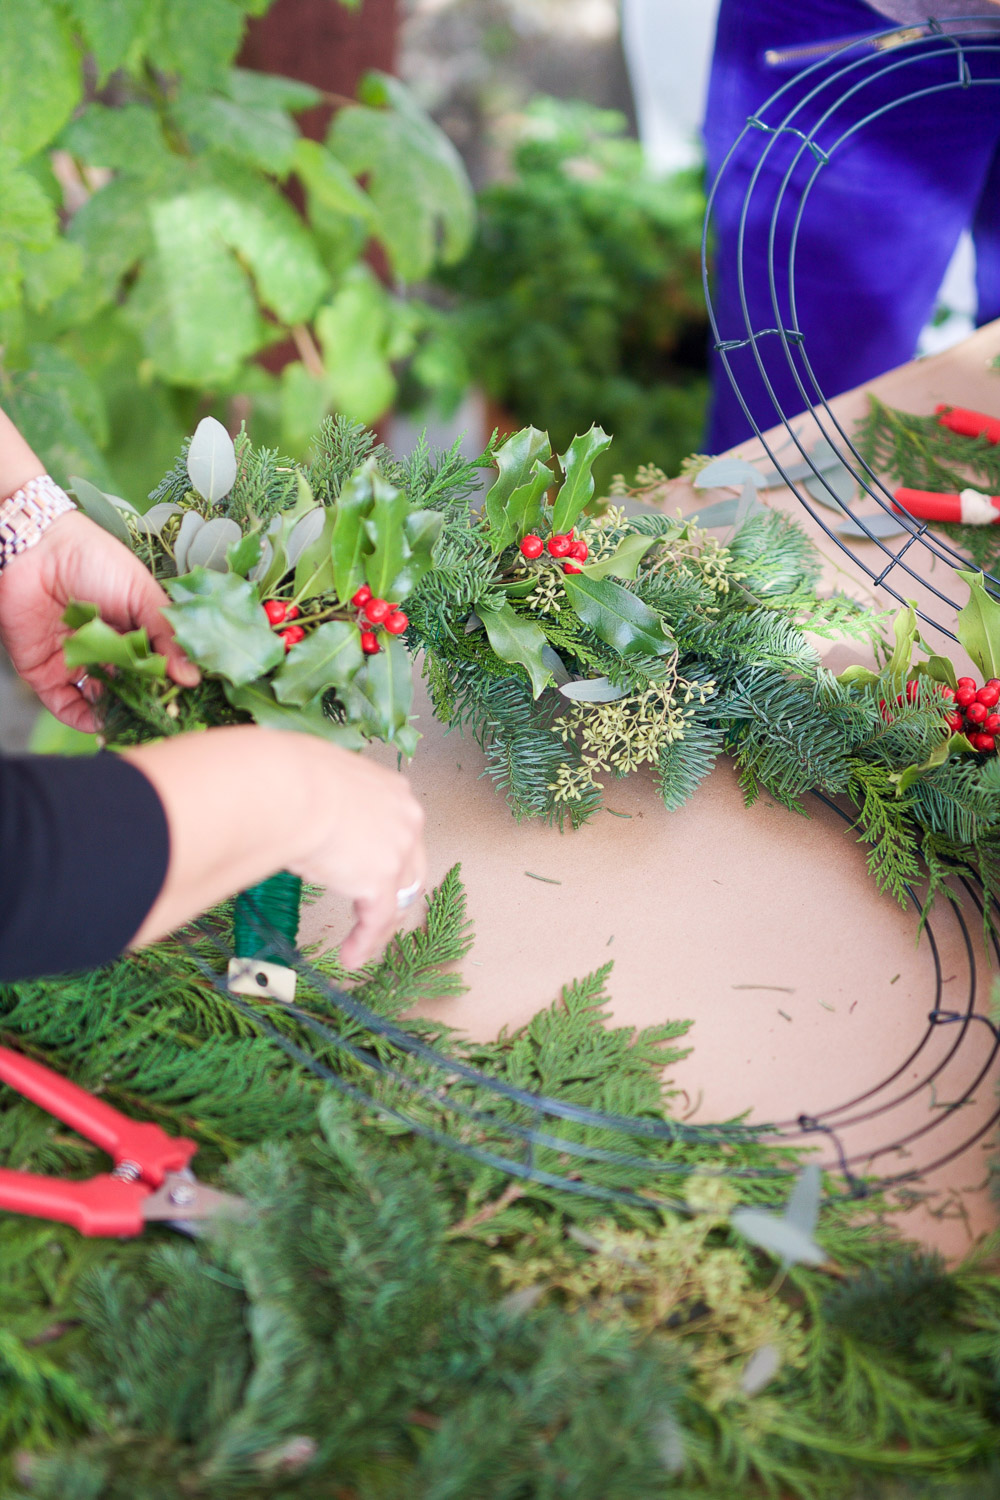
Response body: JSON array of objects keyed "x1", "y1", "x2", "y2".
[
  {"x1": 943, "y1": 676, "x2": 1000, "y2": 753},
  {"x1": 519, "y1": 530, "x2": 589, "y2": 574},
  {"x1": 351, "y1": 585, "x2": 408, "y2": 655},
  {"x1": 263, "y1": 598, "x2": 304, "y2": 651}
]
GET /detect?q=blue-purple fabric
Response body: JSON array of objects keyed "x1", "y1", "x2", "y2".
[{"x1": 703, "y1": 0, "x2": 1000, "y2": 451}]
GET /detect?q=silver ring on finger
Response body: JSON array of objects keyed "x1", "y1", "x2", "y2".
[
  {"x1": 73, "y1": 673, "x2": 90, "y2": 693},
  {"x1": 395, "y1": 879, "x2": 422, "y2": 911}
]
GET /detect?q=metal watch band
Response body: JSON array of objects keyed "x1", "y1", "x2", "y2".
[{"x1": 0, "y1": 475, "x2": 76, "y2": 570}]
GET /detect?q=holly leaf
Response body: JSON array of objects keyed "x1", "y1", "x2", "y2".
[
  {"x1": 582, "y1": 534, "x2": 659, "y2": 582},
  {"x1": 327, "y1": 71, "x2": 474, "y2": 283},
  {"x1": 562, "y1": 575, "x2": 674, "y2": 658},
  {"x1": 478, "y1": 603, "x2": 553, "y2": 699},
  {"x1": 273, "y1": 621, "x2": 364, "y2": 706},
  {"x1": 363, "y1": 473, "x2": 410, "y2": 599},
  {"x1": 915, "y1": 654, "x2": 959, "y2": 691},
  {"x1": 164, "y1": 568, "x2": 284, "y2": 686},
  {"x1": 484, "y1": 427, "x2": 551, "y2": 548},
  {"x1": 388, "y1": 508, "x2": 444, "y2": 599},
  {"x1": 331, "y1": 464, "x2": 375, "y2": 603},
  {"x1": 63, "y1": 603, "x2": 166, "y2": 680},
  {"x1": 551, "y1": 426, "x2": 612, "y2": 536},
  {"x1": 497, "y1": 460, "x2": 552, "y2": 555},
  {"x1": 957, "y1": 570, "x2": 1000, "y2": 680},
  {"x1": 224, "y1": 680, "x2": 365, "y2": 748},
  {"x1": 344, "y1": 635, "x2": 414, "y2": 744}
]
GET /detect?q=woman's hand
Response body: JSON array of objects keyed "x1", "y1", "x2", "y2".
[
  {"x1": 124, "y1": 728, "x2": 427, "y2": 970},
  {"x1": 0, "y1": 511, "x2": 199, "y2": 730}
]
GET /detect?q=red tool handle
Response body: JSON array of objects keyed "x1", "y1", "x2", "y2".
[
  {"x1": 0, "y1": 1167, "x2": 146, "y2": 1237},
  {"x1": 0, "y1": 1047, "x2": 195, "y2": 1185},
  {"x1": 893, "y1": 487, "x2": 1000, "y2": 524},
  {"x1": 936, "y1": 404, "x2": 1000, "y2": 445}
]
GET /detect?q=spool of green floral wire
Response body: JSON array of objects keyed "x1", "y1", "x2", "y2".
[{"x1": 229, "y1": 871, "x2": 302, "y2": 1001}]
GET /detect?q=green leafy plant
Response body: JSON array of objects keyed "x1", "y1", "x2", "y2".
[
  {"x1": 429, "y1": 97, "x2": 710, "y2": 490},
  {"x1": 0, "y1": 0, "x2": 474, "y2": 496}
]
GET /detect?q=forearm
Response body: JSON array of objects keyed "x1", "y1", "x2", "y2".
[
  {"x1": 0, "y1": 407, "x2": 46, "y2": 494},
  {"x1": 121, "y1": 726, "x2": 321, "y2": 947}
]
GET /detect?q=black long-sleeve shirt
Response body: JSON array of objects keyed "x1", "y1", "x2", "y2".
[{"x1": 0, "y1": 753, "x2": 169, "y2": 982}]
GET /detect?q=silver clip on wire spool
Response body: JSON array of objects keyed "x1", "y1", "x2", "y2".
[{"x1": 227, "y1": 870, "x2": 301, "y2": 1003}]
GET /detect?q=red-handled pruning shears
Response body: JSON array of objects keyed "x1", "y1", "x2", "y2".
[
  {"x1": 0, "y1": 1045, "x2": 245, "y2": 1237},
  {"x1": 892, "y1": 405, "x2": 1000, "y2": 525}
]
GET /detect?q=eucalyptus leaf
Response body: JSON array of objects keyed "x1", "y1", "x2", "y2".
[
  {"x1": 286, "y1": 507, "x2": 326, "y2": 567},
  {"x1": 186, "y1": 415, "x2": 237, "y2": 503},
  {"x1": 729, "y1": 1208, "x2": 826, "y2": 1267},
  {"x1": 69, "y1": 474, "x2": 130, "y2": 545},
  {"x1": 132, "y1": 501, "x2": 183, "y2": 538},
  {"x1": 186, "y1": 516, "x2": 243, "y2": 572},
  {"x1": 164, "y1": 568, "x2": 284, "y2": 686},
  {"x1": 693, "y1": 457, "x2": 767, "y2": 491},
  {"x1": 559, "y1": 677, "x2": 630, "y2": 703},
  {"x1": 581, "y1": 533, "x2": 658, "y2": 582},
  {"x1": 540, "y1": 645, "x2": 571, "y2": 686},
  {"x1": 478, "y1": 603, "x2": 553, "y2": 699},
  {"x1": 804, "y1": 465, "x2": 858, "y2": 510},
  {"x1": 249, "y1": 538, "x2": 274, "y2": 584},
  {"x1": 562, "y1": 574, "x2": 674, "y2": 658},
  {"x1": 732, "y1": 479, "x2": 764, "y2": 531},
  {"x1": 835, "y1": 512, "x2": 908, "y2": 540},
  {"x1": 685, "y1": 498, "x2": 742, "y2": 529},
  {"x1": 224, "y1": 679, "x2": 365, "y2": 748},
  {"x1": 551, "y1": 425, "x2": 611, "y2": 535},
  {"x1": 273, "y1": 621, "x2": 364, "y2": 706},
  {"x1": 173, "y1": 511, "x2": 207, "y2": 576},
  {"x1": 784, "y1": 1164, "x2": 821, "y2": 1236},
  {"x1": 740, "y1": 1345, "x2": 782, "y2": 1396}
]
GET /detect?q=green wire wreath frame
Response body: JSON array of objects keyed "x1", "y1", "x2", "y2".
[{"x1": 214, "y1": 19, "x2": 1000, "y2": 1211}]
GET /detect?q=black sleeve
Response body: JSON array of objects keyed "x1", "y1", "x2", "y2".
[{"x1": 0, "y1": 752, "x2": 170, "y2": 983}]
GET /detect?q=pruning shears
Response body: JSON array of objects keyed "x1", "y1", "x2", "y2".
[
  {"x1": 893, "y1": 404, "x2": 1000, "y2": 526},
  {"x1": 0, "y1": 1044, "x2": 245, "y2": 1238}
]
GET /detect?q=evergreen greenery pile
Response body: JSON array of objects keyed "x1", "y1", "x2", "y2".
[{"x1": 3, "y1": 873, "x2": 1000, "y2": 1497}]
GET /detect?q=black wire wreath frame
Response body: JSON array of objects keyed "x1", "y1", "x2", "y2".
[{"x1": 189, "y1": 21, "x2": 1000, "y2": 1214}]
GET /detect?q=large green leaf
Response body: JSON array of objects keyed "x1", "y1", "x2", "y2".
[
  {"x1": 164, "y1": 568, "x2": 284, "y2": 686},
  {"x1": 582, "y1": 533, "x2": 659, "y2": 582},
  {"x1": 551, "y1": 426, "x2": 612, "y2": 536},
  {"x1": 562, "y1": 575, "x2": 674, "y2": 658},
  {"x1": 0, "y1": 0, "x2": 81, "y2": 160},
  {"x1": 327, "y1": 72, "x2": 474, "y2": 283},
  {"x1": 363, "y1": 474, "x2": 410, "y2": 599},
  {"x1": 153, "y1": 0, "x2": 245, "y2": 90},
  {"x1": 224, "y1": 68, "x2": 322, "y2": 116},
  {"x1": 315, "y1": 266, "x2": 410, "y2": 422},
  {"x1": 483, "y1": 427, "x2": 551, "y2": 549},
  {"x1": 6, "y1": 347, "x2": 113, "y2": 490},
  {"x1": 62, "y1": 175, "x2": 158, "y2": 322},
  {"x1": 478, "y1": 603, "x2": 553, "y2": 699},
  {"x1": 125, "y1": 193, "x2": 262, "y2": 386},
  {"x1": 293, "y1": 138, "x2": 376, "y2": 226},
  {"x1": 330, "y1": 464, "x2": 375, "y2": 603},
  {"x1": 173, "y1": 90, "x2": 299, "y2": 177},
  {"x1": 66, "y1": 0, "x2": 151, "y2": 82},
  {"x1": 273, "y1": 621, "x2": 364, "y2": 706},
  {"x1": 61, "y1": 103, "x2": 171, "y2": 176},
  {"x1": 224, "y1": 679, "x2": 365, "y2": 748},
  {"x1": 956, "y1": 570, "x2": 1000, "y2": 680},
  {"x1": 63, "y1": 602, "x2": 166, "y2": 680},
  {"x1": 344, "y1": 635, "x2": 414, "y2": 743}
]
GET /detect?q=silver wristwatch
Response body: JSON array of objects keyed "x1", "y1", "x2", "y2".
[{"x1": 0, "y1": 475, "x2": 76, "y2": 569}]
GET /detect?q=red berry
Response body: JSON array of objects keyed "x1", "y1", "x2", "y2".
[
  {"x1": 973, "y1": 733, "x2": 996, "y2": 753},
  {"x1": 946, "y1": 710, "x2": 965, "y2": 733},
  {"x1": 985, "y1": 713, "x2": 1000, "y2": 734},
  {"x1": 905, "y1": 680, "x2": 919, "y2": 702},
  {"x1": 547, "y1": 534, "x2": 572, "y2": 558},
  {"x1": 279, "y1": 624, "x2": 305, "y2": 651},
  {"x1": 879, "y1": 699, "x2": 891, "y2": 722},
  {"x1": 360, "y1": 630, "x2": 380, "y2": 654},
  {"x1": 977, "y1": 684, "x2": 1000, "y2": 707},
  {"x1": 988, "y1": 679, "x2": 1000, "y2": 690},
  {"x1": 384, "y1": 610, "x2": 408, "y2": 635},
  {"x1": 352, "y1": 585, "x2": 373, "y2": 608},
  {"x1": 364, "y1": 597, "x2": 390, "y2": 624},
  {"x1": 569, "y1": 539, "x2": 589, "y2": 560},
  {"x1": 957, "y1": 676, "x2": 977, "y2": 690},
  {"x1": 563, "y1": 560, "x2": 584, "y2": 574},
  {"x1": 285, "y1": 604, "x2": 300, "y2": 621},
  {"x1": 520, "y1": 534, "x2": 544, "y2": 559},
  {"x1": 939, "y1": 685, "x2": 956, "y2": 700},
  {"x1": 264, "y1": 599, "x2": 287, "y2": 625},
  {"x1": 967, "y1": 701, "x2": 989, "y2": 724},
  {"x1": 955, "y1": 685, "x2": 977, "y2": 707}
]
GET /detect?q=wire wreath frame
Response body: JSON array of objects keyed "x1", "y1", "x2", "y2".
[{"x1": 184, "y1": 21, "x2": 1000, "y2": 1215}]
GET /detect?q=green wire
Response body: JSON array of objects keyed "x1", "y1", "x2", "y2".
[{"x1": 233, "y1": 871, "x2": 302, "y2": 965}]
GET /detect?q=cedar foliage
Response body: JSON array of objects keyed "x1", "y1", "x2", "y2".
[{"x1": 2, "y1": 873, "x2": 1000, "y2": 1497}]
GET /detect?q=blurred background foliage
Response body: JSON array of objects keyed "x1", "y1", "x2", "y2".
[{"x1": 0, "y1": 0, "x2": 708, "y2": 509}]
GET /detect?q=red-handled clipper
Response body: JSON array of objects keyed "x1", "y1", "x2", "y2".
[
  {"x1": 0, "y1": 1044, "x2": 244, "y2": 1237},
  {"x1": 936, "y1": 404, "x2": 1000, "y2": 446},
  {"x1": 893, "y1": 486, "x2": 1000, "y2": 526}
]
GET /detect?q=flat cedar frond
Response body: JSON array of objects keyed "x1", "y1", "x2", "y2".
[{"x1": 848, "y1": 760, "x2": 922, "y2": 901}]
